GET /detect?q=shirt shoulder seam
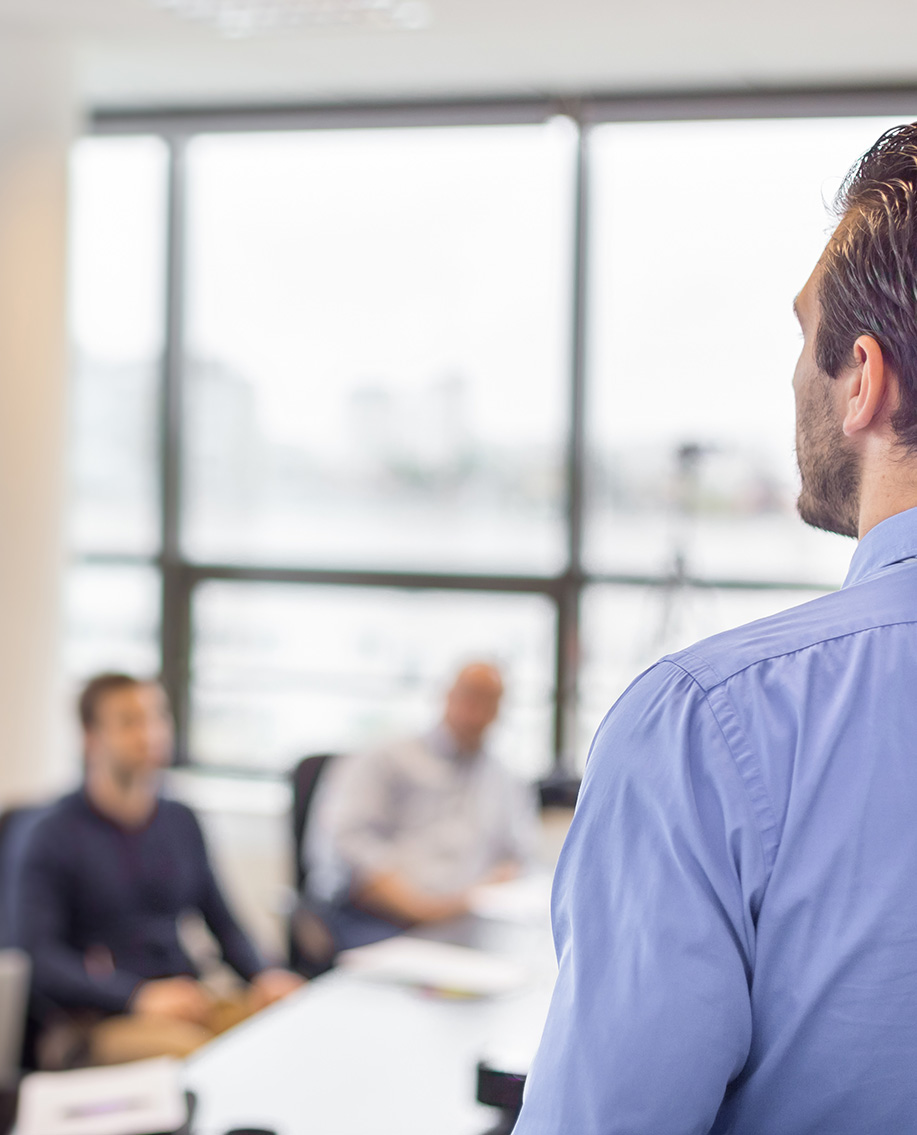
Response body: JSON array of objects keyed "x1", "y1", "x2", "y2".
[
  {"x1": 674, "y1": 615, "x2": 917, "y2": 692},
  {"x1": 661, "y1": 658, "x2": 781, "y2": 877}
]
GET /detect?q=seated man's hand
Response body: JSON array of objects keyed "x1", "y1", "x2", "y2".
[
  {"x1": 355, "y1": 870, "x2": 475, "y2": 925},
  {"x1": 130, "y1": 976, "x2": 215, "y2": 1025},
  {"x1": 481, "y1": 860, "x2": 520, "y2": 886},
  {"x1": 249, "y1": 968, "x2": 306, "y2": 1011}
]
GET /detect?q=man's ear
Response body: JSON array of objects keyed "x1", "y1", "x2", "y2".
[{"x1": 842, "y1": 334, "x2": 896, "y2": 437}]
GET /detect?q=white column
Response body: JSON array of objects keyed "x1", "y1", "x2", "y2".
[{"x1": 0, "y1": 40, "x2": 77, "y2": 804}]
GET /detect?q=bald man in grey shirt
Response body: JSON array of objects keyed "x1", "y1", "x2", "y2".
[{"x1": 305, "y1": 664, "x2": 538, "y2": 951}]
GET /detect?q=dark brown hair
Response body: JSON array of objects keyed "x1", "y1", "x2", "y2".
[
  {"x1": 78, "y1": 672, "x2": 143, "y2": 730},
  {"x1": 817, "y1": 123, "x2": 917, "y2": 450}
]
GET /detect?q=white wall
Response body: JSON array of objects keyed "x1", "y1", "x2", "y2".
[{"x1": 0, "y1": 40, "x2": 76, "y2": 805}]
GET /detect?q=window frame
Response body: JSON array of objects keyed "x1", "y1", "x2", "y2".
[{"x1": 83, "y1": 88, "x2": 917, "y2": 771}]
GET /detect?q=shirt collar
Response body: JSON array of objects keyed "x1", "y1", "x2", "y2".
[
  {"x1": 843, "y1": 506, "x2": 917, "y2": 588},
  {"x1": 426, "y1": 723, "x2": 483, "y2": 764}
]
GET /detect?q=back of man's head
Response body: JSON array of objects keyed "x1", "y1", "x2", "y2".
[{"x1": 818, "y1": 122, "x2": 917, "y2": 450}]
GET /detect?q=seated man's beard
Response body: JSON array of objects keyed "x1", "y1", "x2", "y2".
[{"x1": 112, "y1": 763, "x2": 157, "y2": 793}]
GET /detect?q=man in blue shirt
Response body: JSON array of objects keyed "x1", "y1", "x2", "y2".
[{"x1": 516, "y1": 124, "x2": 917, "y2": 1133}]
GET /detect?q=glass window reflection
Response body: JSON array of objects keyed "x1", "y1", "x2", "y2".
[
  {"x1": 183, "y1": 122, "x2": 576, "y2": 573},
  {"x1": 68, "y1": 136, "x2": 167, "y2": 556},
  {"x1": 583, "y1": 117, "x2": 901, "y2": 586},
  {"x1": 191, "y1": 582, "x2": 556, "y2": 776},
  {"x1": 63, "y1": 563, "x2": 162, "y2": 682}
]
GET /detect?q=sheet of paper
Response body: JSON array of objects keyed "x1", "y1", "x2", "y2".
[
  {"x1": 466, "y1": 873, "x2": 553, "y2": 925},
  {"x1": 17, "y1": 1056, "x2": 187, "y2": 1135},
  {"x1": 338, "y1": 936, "x2": 529, "y2": 997}
]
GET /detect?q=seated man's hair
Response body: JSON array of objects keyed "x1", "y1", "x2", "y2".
[
  {"x1": 818, "y1": 122, "x2": 917, "y2": 450},
  {"x1": 78, "y1": 672, "x2": 144, "y2": 730}
]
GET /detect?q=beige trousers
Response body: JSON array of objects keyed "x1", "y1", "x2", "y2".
[{"x1": 39, "y1": 995, "x2": 254, "y2": 1069}]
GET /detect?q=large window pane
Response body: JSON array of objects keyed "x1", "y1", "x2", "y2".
[
  {"x1": 191, "y1": 583, "x2": 556, "y2": 776},
  {"x1": 65, "y1": 110, "x2": 901, "y2": 781},
  {"x1": 183, "y1": 122, "x2": 575, "y2": 573},
  {"x1": 63, "y1": 563, "x2": 162, "y2": 683},
  {"x1": 577, "y1": 582, "x2": 830, "y2": 765},
  {"x1": 584, "y1": 117, "x2": 901, "y2": 586},
  {"x1": 68, "y1": 136, "x2": 167, "y2": 555}
]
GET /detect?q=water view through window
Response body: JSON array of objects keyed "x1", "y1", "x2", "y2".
[
  {"x1": 183, "y1": 123, "x2": 576, "y2": 574},
  {"x1": 65, "y1": 109, "x2": 904, "y2": 773}
]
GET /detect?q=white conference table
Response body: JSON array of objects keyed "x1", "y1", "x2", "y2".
[{"x1": 185, "y1": 912, "x2": 557, "y2": 1135}]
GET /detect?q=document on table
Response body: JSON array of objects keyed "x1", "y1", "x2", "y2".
[
  {"x1": 16, "y1": 1056, "x2": 188, "y2": 1135},
  {"x1": 337, "y1": 937, "x2": 529, "y2": 998},
  {"x1": 466, "y1": 873, "x2": 553, "y2": 925}
]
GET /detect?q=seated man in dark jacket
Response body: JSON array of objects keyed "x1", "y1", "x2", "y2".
[{"x1": 13, "y1": 672, "x2": 302, "y2": 1067}]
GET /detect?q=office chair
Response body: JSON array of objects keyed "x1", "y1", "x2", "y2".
[
  {"x1": 0, "y1": 807, "x2": 38, "y2": 950},
  {"x1": 288, "y1": 754, "x2": 336, "y2": 977},
  {"x1": 0, "y1": 948, "x2": 28, "y2": 1135},
  {"x1": 0, "y1": 806, "x2": 45, "y2": 1126},
  {"x1": 289, "y1": 754, "x2": 335, "y2": 891}
]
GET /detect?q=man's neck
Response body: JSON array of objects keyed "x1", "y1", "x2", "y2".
[
  {"x1": 856, "y1": 455, "x2": 917, "y2": 540},
  {"x1": 436, "y1": 721, "x2": 484, "y2": 760}
]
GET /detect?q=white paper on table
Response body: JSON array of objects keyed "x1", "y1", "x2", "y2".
[
  {"x1": 337, "y1": 937, "x2": 529, "y2": 997},
  {"x1": 16, "y1": 1056, "x2": 187, "y2": 1135},
  {"x1": 466, "y1": 874, "x2": 553, "y2": 925}
]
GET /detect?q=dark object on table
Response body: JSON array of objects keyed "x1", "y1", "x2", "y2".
[
  {"x1": 536, "y1": 773, "x2": 579, "y2": 809},
  {"x1": 223, "y1": 1128, "x2": 278, "y2": 1134},
  {"x1": 477, "y1": 1059, "x2": 526, "y2": 1135}
]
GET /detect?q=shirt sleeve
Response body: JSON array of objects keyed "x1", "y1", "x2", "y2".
[
  {"x1": 13, "y1": 821, "x2": 141, "y2": 1015},
  {"x1": 184, "y1": 809, "x2": 266, "y2": 982},
  {"x1": 515, "y1": 661, "x2": 769, "y2": 1135}
]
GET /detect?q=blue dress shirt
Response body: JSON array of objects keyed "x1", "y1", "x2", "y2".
[{"x1": 516, "y1": 508, "x2": 917, "y2": 1134}]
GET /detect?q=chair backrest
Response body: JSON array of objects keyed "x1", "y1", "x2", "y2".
[
  {"x1": 0, "y1": 949, "x2": 29, "y2": 1089},
  {"x1": 289, "y1": 753, "x2": 335, "y2": 892},
  {"x1": 0, "y1": 807, "x2": 44, "y2": 950}
]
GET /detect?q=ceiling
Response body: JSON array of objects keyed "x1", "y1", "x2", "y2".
[{"x1": 3, "y1": 0, "x2": 917, "y2": 112}]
